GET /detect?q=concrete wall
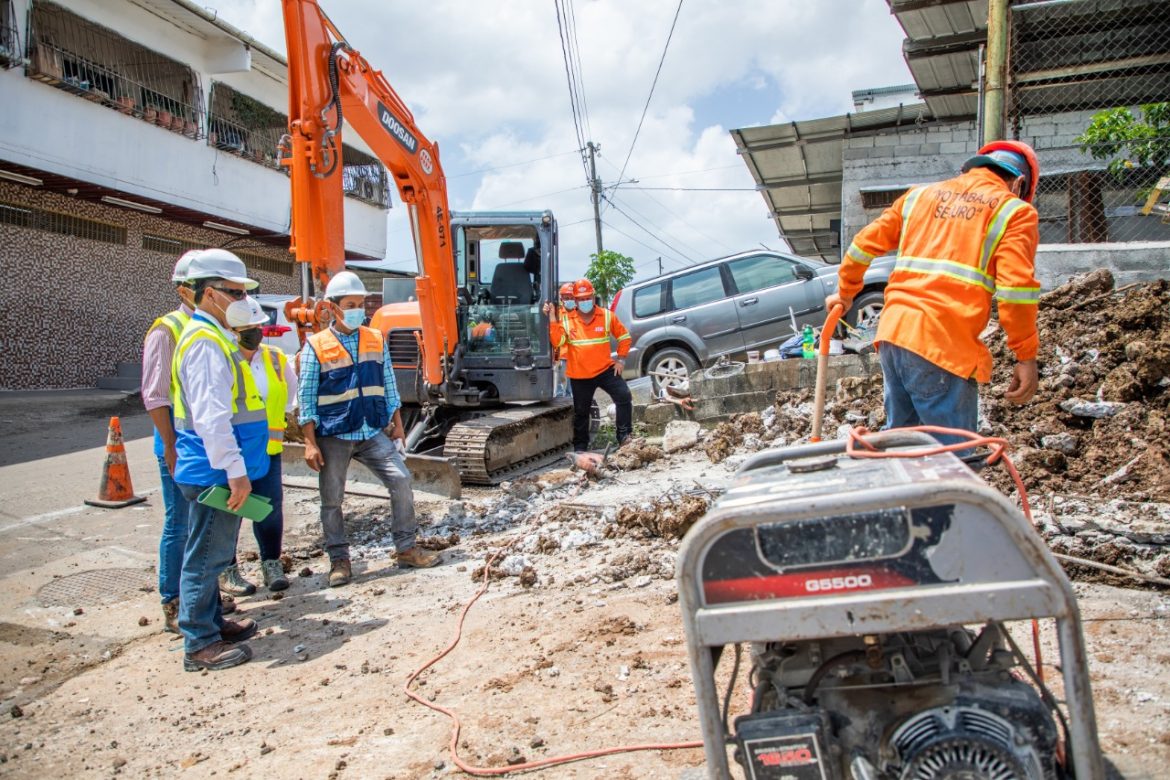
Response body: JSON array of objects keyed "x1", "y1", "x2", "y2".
[
  {"x1": 1035, "y1": 242, "x2": 1170, "y2": 289},
  {"x1": 0, "y1": 181, "x2": 299, "y2": 390}
]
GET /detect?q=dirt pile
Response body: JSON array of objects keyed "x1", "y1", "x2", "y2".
[
  {"x1": 608, "y1": 438, "x2": 664, "y2": 471},
  {"x1": 702, "y1": 412, "x2": 770, "y2": 463},
  {"x1": 611, "y1": 494, "x2": 709, "y2": 540}
]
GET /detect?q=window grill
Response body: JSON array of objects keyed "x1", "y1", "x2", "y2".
[
  {"x1": 208, "y1": 82, "x2": 285, "y2": 170},
  {"x1": 341, "y1": 146, "x2": 391, "y2": 208},
  {"x1": 26, "y1": 1, "x2": 204, "y2": 137},
  {"x1": 860, "y1": 188, "x2": 909, "y2": 210},
  {"x1": 0, "y1": 200, "x2": 126, "y2": 244},
  {"x1": 239, "y1": 251, "x2": 294, "y2": 277},
  {"x1": 0, "y1": 0, "x2": 21, "y2": 69},
  {"x1": 142, "y1": 233, "x2": 296, "y2": 278},
  {"x1": 142, "y1": 233, "x2": 203, "y2": 255}
]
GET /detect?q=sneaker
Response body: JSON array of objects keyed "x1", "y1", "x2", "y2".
[
  {"x1": 396, "y1": 546, "x2": 441, "y2": 569},
  {"x1": 161, "y1": 598, "x2": 179, "y2": 634},
  {"x1": 218, "y1": 565, "x2": 257, "y2": 597},
  {"x1": 261, "y1": 559, "x2": 289, "y2": 592},
  {"x1": 328, "y1": 558, "x2": 352, "y2": 588},
  {"x1": 183, "y1": 640, "x2": 252, "y2": 672},
  {"x1": 220, "y1": 618, "x2": 258, "y2": 643}
]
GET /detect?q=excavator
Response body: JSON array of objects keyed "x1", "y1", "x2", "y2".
[{"x1": 280, "y1": 0, "x2": 572, "y2": 490}]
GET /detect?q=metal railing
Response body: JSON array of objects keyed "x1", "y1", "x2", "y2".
[{"x1": 0, "y1": 0, "x2": 20, "y2": 69}]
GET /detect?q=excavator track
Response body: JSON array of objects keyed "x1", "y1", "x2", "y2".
[{"x1": 442, "y1": 401, "x2": 573, "y2": 485}]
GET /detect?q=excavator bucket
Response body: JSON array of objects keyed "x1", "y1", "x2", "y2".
[
  {"x1": 280, "y1": 443, "x2": 462, "y2": 499},
  {"x1": 403, "y1": 453, "x2": 463, "y2": 499}
]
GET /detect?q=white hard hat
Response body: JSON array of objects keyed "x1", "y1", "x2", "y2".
[
  {"x1": 224, "y1": 296, "x2": 268, "y2": 329},
  {"x1": 172, "y1": 249, "x2": 202, "y2": 283},
  {"x1": 185, "y1": 248, "x2": 259, "y2": 289},
  {"x1": 324, "y1": 270, "x2": 367, "y2": 299}
]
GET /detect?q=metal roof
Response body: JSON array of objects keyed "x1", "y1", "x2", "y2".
[
  {"x1": 889, "y1": 0, "x2": 987, "y2": 119},
  {"x1": 730, "y1": 103, "x2": 932, "y2": 262}
]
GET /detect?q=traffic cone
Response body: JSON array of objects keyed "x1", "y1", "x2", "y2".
[{"x1": 84, "y1": 416, "x2": 147, "y2": 508}]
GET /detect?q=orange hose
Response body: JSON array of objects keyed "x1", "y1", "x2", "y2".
[{"x1": 402, "y1": 541, "x2": 702, "y2": 776}]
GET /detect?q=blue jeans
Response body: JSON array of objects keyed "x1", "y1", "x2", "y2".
[
  {"x1": 233, "y1": 454, "x2": 284, "y2": 561},
  {"x1": 176, "y1": 483, "x2": 242, "y2": 654},
  {"x1": 879, "y1": 343, "x2": 979, "y2": 447},
  {"x1": 157, "y1": 455, "x2": 191, "y2": 604}
]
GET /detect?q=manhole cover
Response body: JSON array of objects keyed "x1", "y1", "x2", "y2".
[{"x1": 38, "y1": 568, "x2": 155, "y2": 608}]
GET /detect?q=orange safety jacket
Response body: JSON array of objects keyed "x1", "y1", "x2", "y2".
[
  {"x1": 550, "y1": 308, "x2": 632, "y2": 380},
  {"x1": 838, "y1": 167, "x2": 1041, "y2": 383}
]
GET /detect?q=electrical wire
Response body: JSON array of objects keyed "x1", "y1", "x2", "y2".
[
  {"x1": 564, "y1": 0, "x2": 592, "y2": 143},
  {"x1": 624, "y1": 186, "x2": 758, "y2": 192},
  {"x1": 603, "y1": 195, "x2": 699, "y2": 262},
  {"x1": 553, "y1": 0, "x2": 591, "y2": 184},
  {"x1": 447, "y1": 149, "x2": 581, "y2": 179},
  {"x1": 600, "y1": 220, "x2": 687, "y2": 268}
]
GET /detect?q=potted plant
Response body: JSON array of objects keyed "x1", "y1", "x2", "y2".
[
  {"x1": 116, "y1": 95, "x2": 135, "y2": 114},
  {"x1": 143, "y1": 104, "x2": 157, "y2": 124},
  {"x1": 157, "y1": 108, "x2": 172, "y2": 127},
  {"x1": 170, "y1": 113, "x2": 185, "y2": 132},
  {"x1": 184, "y1": 118, "x2": 197, "y2": 137}
]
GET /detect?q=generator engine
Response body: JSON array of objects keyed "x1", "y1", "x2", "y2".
[{"x1": 676, "y1": 432, "x2": 1102, "y2": 780}]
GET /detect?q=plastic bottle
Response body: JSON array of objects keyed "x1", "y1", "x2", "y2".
[{"x1": 801, "y1": 325, "x2": 816, "y2": 359}]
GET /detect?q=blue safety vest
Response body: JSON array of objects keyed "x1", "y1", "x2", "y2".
[{"x1": 307, "y1": 326, "x2": 390, "y2": 438}]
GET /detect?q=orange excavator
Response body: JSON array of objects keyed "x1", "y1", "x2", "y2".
[{"x1": 280, "y1": 0, "x2": 571, "y2": 487}]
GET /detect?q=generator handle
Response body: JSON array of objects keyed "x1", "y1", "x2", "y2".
[{"x1": 737, "y1": 430, "x2": 942, "y2": 475}]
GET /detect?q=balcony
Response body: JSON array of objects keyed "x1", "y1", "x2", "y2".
[{"x1": 0, "y1": 0, "x2": 19, "y2": 69}]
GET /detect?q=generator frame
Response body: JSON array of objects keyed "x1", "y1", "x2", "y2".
[{"x1": 676, "y1": 431, "x2": 1103, "y2": 780}]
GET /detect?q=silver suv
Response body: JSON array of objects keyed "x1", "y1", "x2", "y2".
[{"x1": 610, "y1": 250, "x2": 893, "y2": 384}]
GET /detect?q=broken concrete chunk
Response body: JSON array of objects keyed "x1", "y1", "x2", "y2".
[
  {"x1": 1041, "y1": 432, "x2": 1080, "y2": 456},
  {"x1": 662, "y1": 420, "x2": 701, "y2": 453},
  {"x1": 1058, "y1": 398, "x2": 1125, "y2": 418}
]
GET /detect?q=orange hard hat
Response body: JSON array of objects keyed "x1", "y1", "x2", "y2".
[
  {"x1": 574, "y1": 278, "x2": 595, "y2": 299},
  {"x1": 963, "y1": 140, "x2": 1040, "y2": 203},
  {"x1": 559, "y1": 282, "x2": 575, "y2": 299}
]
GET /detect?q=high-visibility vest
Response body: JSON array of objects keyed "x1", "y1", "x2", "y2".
[
  {"x1": 555, "y1": 309, "x2": 632, "y2": 380},
  {"x1": 307, "y1": 326, "x2": 389, "y2": 438},
  {"x1": 259, "y1": 345, "x2": 289, "y2": 455},
  {"x1": 145, "y1": 309, "x2": 191, "y2": 458},
  {"x1": 839, "y1": 167, "x2": 1041, "y2": 383},
  {"x1": 171, "y1": 313, "x2": 270, "y2": 486}
]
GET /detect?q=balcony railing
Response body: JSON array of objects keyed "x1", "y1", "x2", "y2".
[
  {"x1": 341, "y1": 153, "x2": 391, "y2": 208},
  {"x1": 0, "y1": 0, "x2": 20, "y2": 69}
]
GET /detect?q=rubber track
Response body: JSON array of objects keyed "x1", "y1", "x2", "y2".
[{"x1": 443, "y1": 403, "x2": 573, "y2": 485}]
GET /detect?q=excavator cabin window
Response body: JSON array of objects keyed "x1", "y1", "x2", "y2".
[{"x1": 458, "y1": 227, "x2": 546, "y2": 357}]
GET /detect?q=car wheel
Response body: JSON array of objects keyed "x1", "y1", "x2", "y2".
[
  {"x1": 646, "y1": 347, "x2": 699, "y2": 394},
  {"x1": 847, "y1": 291, "x2": 885, "y2": 332}
]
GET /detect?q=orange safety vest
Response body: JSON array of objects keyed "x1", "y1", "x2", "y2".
[
  {"x1": 838, "y1": 167, "x2": 1041, "y2": 383},
  {"x1": 550, "y1": 309, "x2": 632, "y2": 380}
]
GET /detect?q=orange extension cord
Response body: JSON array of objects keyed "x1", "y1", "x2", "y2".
[{"x1": 402, "y1": 423, "x2": 1049, "y2": 776}]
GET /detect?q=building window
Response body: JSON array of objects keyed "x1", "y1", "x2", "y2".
[
  {"x1": 142, "y1": 234, "x2": 203, "y2": 255},
  {"x1": 26, "y1": 1, "x2": 204, "y2": 137},
  {"x1": 0, "y1": 0, "x2": 21, "y2": 69},
  {"x1": 239, "y1": 251, "x2": 294, "y2": 277},
  {"x1": 860, "y1": 188, "x2": 909, "y2": 210},
  {"x1": 0, "y1": 201, "x2": 127, "y2": 244},
  {"x1": 341, "y1": 146, "x2": 391, "y2": 208},
  {"x1": 208, "y1": 82, "x2": 286, "y2": 169}
]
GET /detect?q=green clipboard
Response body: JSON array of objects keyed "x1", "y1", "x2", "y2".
[{"x1": 197, "y1": 485, "x2": 273, "y2": 522}]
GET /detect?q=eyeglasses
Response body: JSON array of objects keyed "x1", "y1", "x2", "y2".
[{"x1": 210, "y1": 286, "x2": 247, "y2": 300}]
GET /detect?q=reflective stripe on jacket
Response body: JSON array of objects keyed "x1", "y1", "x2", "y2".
[
  {"x1": 260, "y1": 345, "x2": 289, "y2": 455},
  {"x1": 838, "y1": 167, "x2": 1040, "y2": 382},
  {"x1": 307, "y1": 326, "x2": 390, "y2": 438},
  {"x1": 171, "y1": 318, "x2": 269, "y2": 486},
  {"x1": 550, "y1": 309, "x2": 632, "y2": 380},
  {"x1": 145, "y1": 309, "x2": 191, "y2": 458}
]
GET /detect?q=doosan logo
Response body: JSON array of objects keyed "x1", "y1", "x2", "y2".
[{"x1": 378, "y1": 102, "x2": 418, "y2": 154}]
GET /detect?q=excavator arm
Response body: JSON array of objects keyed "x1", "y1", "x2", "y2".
[{"x1": 281, "y1": 0, "x2": 456, "y2": 388}]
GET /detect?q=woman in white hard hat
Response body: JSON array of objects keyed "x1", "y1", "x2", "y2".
[{"x1": 217, "y1": 295, "x2": 298, "y2": 595}]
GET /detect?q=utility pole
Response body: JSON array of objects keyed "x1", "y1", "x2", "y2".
[
  {"x1": 983, "y1": 0, "x2": 1008, "y2": 144},
  {"x1": 656, "y1": 256, "x2": 663, "y2": 275},
  {"x1": 587, "y1": 141, "x2": 604, "y2": 255}
]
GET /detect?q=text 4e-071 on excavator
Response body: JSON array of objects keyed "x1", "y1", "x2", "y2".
[{"x1": 280, "y1": 0, "x2": 572, "y2": 487}]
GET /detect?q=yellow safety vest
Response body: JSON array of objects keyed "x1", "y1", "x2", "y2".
[{"x1": 259, "y1": 344, "x2": 289, "y2": 455}]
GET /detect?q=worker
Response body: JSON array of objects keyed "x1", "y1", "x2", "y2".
[
  {"x1": 218, "y1": 296, "x2": 297, "y2": 595},
  {"x1": 141, "y1": 250, "x2": 198, "y2": 632},
  {"x1": 298, "y1": 271, "x2": 440, "y2": 587},
  {"x1": 171, "y1": 249, "x2": 270, "y2": 672},
  {"x1": 552, "y1": 282, "x2": 575, "y2": 398},
  {"x1": 544, "y1": 278, "x2": 633, "y2": 451},
  {"x1": 827, "y1": 140, "x2": 1043, "y2": 445}
]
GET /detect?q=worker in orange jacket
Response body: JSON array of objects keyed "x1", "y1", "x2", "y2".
[
  {"x1": 544, "y1": 278, "x2": 633, "y2": 451},
  {"x1": 827, "y1": 140, "x2": 1043, "y2": 445}
]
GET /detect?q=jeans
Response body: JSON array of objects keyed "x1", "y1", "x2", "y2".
[
  {"x1": 176, "y1": 482, "x2": 242, "y2": 654},
  {"x1": 570, "y1": 366, "x2": 633, "y2": 452},
  {"x1": 317, "y1": 432, "x2": 418, "y2": 561},
  {"x1": 157, "y1": 454, "x2": 191, "y2": 604},
  {"x1": 879, "y1": 343, "x2": 979, "y2": 447},
  {"x1": 232, "y1": 453, "x2": 284, "y2": 561}
]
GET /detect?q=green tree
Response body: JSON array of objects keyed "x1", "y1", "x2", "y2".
[
  {"x1": 585, "y1": 249, "x2": 636, "y2": 305},
  {"x1": 1076, "y1": 102, "x2": 1170, "y2": 179}
]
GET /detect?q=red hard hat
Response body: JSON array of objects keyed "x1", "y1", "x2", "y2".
[
  {"x1": 574, "y1": 278, "x2": 595, "y2": 299},
  {"x1": 964, "y1": 140, "x2": 1040, "y2": 202},
  {"x1": 559, "y1": 282, "x2": 575, "y2": 298}
]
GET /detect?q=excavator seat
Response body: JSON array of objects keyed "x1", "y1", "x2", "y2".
[{"x1": 490, "y1": 262, "x2": 536, "y2": 305}]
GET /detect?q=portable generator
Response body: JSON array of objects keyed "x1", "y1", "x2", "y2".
[{"x1": 676, "y1": 431, "x2": 1102, "y2": 780}]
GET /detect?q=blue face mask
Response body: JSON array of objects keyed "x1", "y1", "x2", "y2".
[
  {"x1": 561, "y1": 299, "x2": 577, "y2": 311},
  {"x1": 342, "y1": 308, "x2": 366, "y2": 329},
  {"x1": 577, "y1": 300, "x2": 594, "y2": 314}
]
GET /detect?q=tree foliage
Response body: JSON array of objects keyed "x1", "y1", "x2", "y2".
[
  {"x1": 585, "y1": 250, "x2": 636, "y2": 304},
  {"x1": 1077, "y1": 102, "x2": 1170, "y2": 178}
]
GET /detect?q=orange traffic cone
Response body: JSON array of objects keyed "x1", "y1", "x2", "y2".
[{"x1": 84, "y1": 416, "x2": 147, "y2": 508}]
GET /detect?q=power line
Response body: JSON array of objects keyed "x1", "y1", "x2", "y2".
[
  {"x1": 553, "y1": 0, "x2": 591, "y2": 185},
  {"x1": 447, "y1": 149, "x2": 580, "y2": 179},
  {"x1": 565, "y1": 0, "x2": 592, "y2": 143},
  {"x1": 623, "y1": 186, "x2": 758, "y2": 192},
  {"x1": 603, "y1": 192, "x2": 706, "y2": 259},
  {"x1": 600, "y1": 220, "x2": 687, "y2": 268},
  {"x1": 632, "y1": 163, "x2": 743, "y2": 181},
  {"x1": 480, "y1": 183, "x2": 590, "y2": 210},
  {"x1": 603, "y1": 195, "x2": 697, "y2": 263},
  {"x1": 614, "y1": 0, "x2": 684, "y2": 191}
]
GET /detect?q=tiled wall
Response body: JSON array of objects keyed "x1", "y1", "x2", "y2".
[{"x1": 0, "y1": 181, "x2": 300, "y2": 390}]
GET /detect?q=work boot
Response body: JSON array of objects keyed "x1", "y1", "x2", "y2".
[
  {"x1": 218, "y1": 565, "x2": 256, "y2": 596},
  {"x1": 220, "y1": 618, "x2": 258, "y2": 644},
  {"x1": 221, "y1": 594, "x2": 237, "y2": 615},
  {"x1": 328, "y1": 558, "x2": 352, "y2": 588},
  {"x1": 261, "y1": 559, "x2": 289, "y2": 592},
  {"x1": 161, "y1": 598, "x2": 179, "y2": 634},
  {"x1": 395, "y1": 546, "x2": 441, "y2": 569},
  {"x1": 183, "y1": 640, "x2": 252, "y2": 672}
]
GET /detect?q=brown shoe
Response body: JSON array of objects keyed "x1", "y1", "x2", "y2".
[
  {"x1": 161, "y1": 598, "x2": 179, "y2": 634},
  {"x1": 220, "y1": 618, "x2": 257, "y2": 643},
  {"x1": 183, "y1": 640, "x2": 252, "y2": 672},
  {"x1": 396, "y1": 546, "x2": 441, "y2": 569},
  {"x1": 328, "y1": 558, "x2": 352, "y2": 587},
  {"x1": 221, "y1": 595, "x2": 237, "y2": 615}
]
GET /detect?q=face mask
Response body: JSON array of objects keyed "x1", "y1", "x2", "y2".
[
  {"x1": 236, "y1": 327, "x2": 263, "y2": 350},
  {"x1": 577, "y1": 300, "x2": 594, "y2": 314},
  {"x1": 561, "y1": 299, "x2": 576, "y2": 311},
  {"x1": 342, "y1": 308, "x2": 366, "y2": 329}
]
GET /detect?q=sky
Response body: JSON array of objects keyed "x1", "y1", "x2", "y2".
[{"x1": 212, "y1": 0, "x2": 913, "y2": 282}]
